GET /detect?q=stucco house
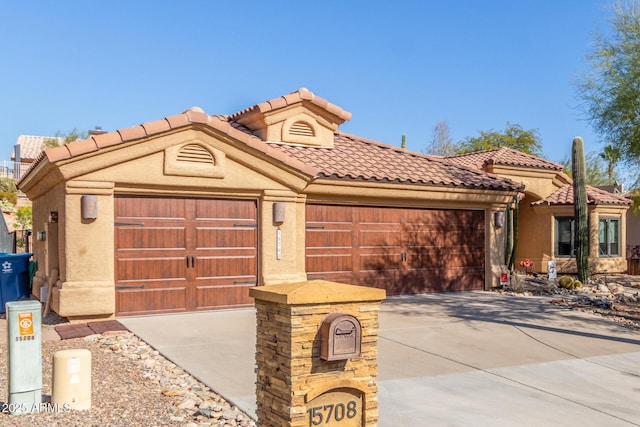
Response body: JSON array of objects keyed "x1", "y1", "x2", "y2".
[
  {"x1": 445, "y1": 148, "x2": 631, "y2": 275},
  {"x1": 17, "y1": 88, "x2": 630, "y2": 321}
]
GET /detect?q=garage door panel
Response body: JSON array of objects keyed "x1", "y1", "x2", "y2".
[
  {"x1": 196, "y1": 283, "x2": 254, "y2": 309},
  {"x1": 116, "y1": 196, "x2": 186, "y2": 219},
  {"x1": 306, "y1": 204, "x2": 485, "y2": 294},
  {"x1": 117, "y1": 257, "x2": 187, "y2": 280},
  {"x1": 359, "y1": 230, "x2": 401, "y2": 248},
  {"x1": 195, "y1": 198, "x2": 255, "y2": 219},
  {"x1": 116, "y1": 196, "x2": 257, "y2": 316},
  {"x1": 195, "y1": 256, "x2": 257, "y2": 277},
  {"x1": 116, "y1": 286, "x2": 187, "y2": 316},
  {"x1": 195, "y1": 227, "x2": 257, "y2": 249},
  {"x1": 116, "y1": 227, "x2": 186, "y2": 250},
  {"x1": 306, "y1": 253, "x2": 353, "y2": 274},
  {"x1": 306, "y1": 229, "x2": 353, "y2": 248}
]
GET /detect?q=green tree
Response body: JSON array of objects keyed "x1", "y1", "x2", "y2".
[
  {"x1": 577, "y1": 1, "x2": 640, "y2": 184},
  {"x1": 43, "y1": 128, "x2": 87, "y2": 148},
  {"x1": 14, "y1": 206, "x2": 32, "y2": 231},
  {"x1": 456, "y1": 123, "x2": 543, "y2": 156},
  {"x1": 559, "y1": 151, "x2": 609, "y2": 186},
  {"x1": 599, "y1": 144, "x2": 621, "y2": 184}
]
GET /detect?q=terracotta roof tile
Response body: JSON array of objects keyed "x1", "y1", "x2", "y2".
[
  {"x1": 118, "y1": 125, "x2": 147, "y2": 142},
  {"x1": 142, "y1": 119, "x2": 171, "y2": 135},
  {"x1": 92, "y1": 132, "x2": 123, "y2": 149},
  {"x1": 45, "y1": 145, "x2": 72, "y2": 162},
  {"x1": 445, "y1": 147, "x2": 564, "y2": 172},
  {"x1": 531, "y1": 185, "x2": 631, "y2": 206},
  {"x1": 67, "y1": 138, "x2": 99, "y2": 157},
  {"x1": 19, "y1": 90, "x2": 520, "y2": 194},
  {"x1": 165, "y1": 113, "x2": 191, "y2": 129},
  {"x1": 184, "y1": 107, "x2": 208, "y2": 124},
  {"x1": 267, "y1": 132, "x2": 522, "y2": 191},
  {"x1": 230, "y1": 88, "x2": 352, "y2": 122},
  {"x1": 268, "y1": 97, "x2": 288, "y2": 110}
]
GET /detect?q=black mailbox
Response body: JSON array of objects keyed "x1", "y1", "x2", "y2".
[{"x1": 320, "y1": 312, "x2": 361, "y2": 361}]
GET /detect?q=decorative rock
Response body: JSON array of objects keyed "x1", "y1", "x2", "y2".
[
  {"x1": 607, "y1": 283, "x2": 626, "y2": 294},
  {"x1": 177, "y1": 398, "x2": 197, "y2": 410}
]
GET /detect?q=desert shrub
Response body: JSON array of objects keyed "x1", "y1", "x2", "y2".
[
  {"x1": 0, "y1": 199, "x2": 14, "y2": 213},
  {"x1": 0, "y1": 178, "x2": 17, "y2": 193},
  {"x1": 558, "y1": 275, "x2": 575, "y2": 289},
  {"x1": 0, "y1": 191, "x2": 17, "y2": 206}
]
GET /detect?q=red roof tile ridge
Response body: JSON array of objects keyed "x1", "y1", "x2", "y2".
[
  {"x1": 447, "y1": 147, "x2": 563, "y2": 171},
  {"x1": 532, "y1": 184, "x2": 631, "y2": 206},
  {"x1": 229, "y1": 88, "x2": 352, "y2": 121}
]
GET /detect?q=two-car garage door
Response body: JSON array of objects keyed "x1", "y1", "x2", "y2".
[
  {"x1": 114, "y1": 195, "x2": 257, "y2": 316},
  {"x1": 305, "y1": 204, "x2": 485, "y2": 294},
  {"x1": 115, "y1": 197, "x2": 485, "y2": 315}
]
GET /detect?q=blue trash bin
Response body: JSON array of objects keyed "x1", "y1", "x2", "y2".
[{"x1": 0, "y1": 253, "x2": 33, "y2": 313}]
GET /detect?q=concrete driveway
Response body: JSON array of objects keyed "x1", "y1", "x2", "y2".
[{"x1": 120, "y1": 292, "x2": 640, "y2": 426}]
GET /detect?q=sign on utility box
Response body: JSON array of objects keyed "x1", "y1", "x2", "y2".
[{"x1": 6, "y1": 300, "x2": 42, "y2": 414}]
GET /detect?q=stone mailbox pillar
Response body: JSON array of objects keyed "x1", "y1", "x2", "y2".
[{"x1": 250, "y1": 280, "x2": 386, "y2": 427}]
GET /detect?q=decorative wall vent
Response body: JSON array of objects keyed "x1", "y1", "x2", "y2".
[
  {"x1": 176, "y1": 144, "x2": 215, "y2": 164},
  {"x1": 289, "y1": 121, "x2": 315, "y2": 137},
  {"x1": 164, "y1": 140, "x2": 225, "y2": 178}
]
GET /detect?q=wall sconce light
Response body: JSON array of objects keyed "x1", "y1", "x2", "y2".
[
  {"x1": 494, "y1": 211, "x2": 505, "y2": 228},
  {"x1": 273, "y1": 202, "x2": 285, "y2": 224},
  {"x1": 81, "y1": 195, "x2": 98, "y2": 220}
]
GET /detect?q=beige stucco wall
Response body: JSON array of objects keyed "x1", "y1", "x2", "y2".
[
  {"x1": 528, "y1": 204, "x2": 628, "y2": 275},
  {"x1": 20, "y1": 126, "x2": 517, "y2": 320},
  {"x1": 488, "y1": 166, "x2": 567, "y2": 200}
]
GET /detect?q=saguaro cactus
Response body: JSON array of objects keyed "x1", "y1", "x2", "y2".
[
  {"x1": 507, "y1": 195, "x2": 519, "y2": 271},
  {"x1": 572, "y1": 137, "x2": 589, "y2": 283}
]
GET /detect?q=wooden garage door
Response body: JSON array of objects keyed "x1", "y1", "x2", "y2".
[
  {"x1": 306, "y1": 205, "x2": 485, "y2": 294},
  {"x1": 114, "y1": 195, "x2": 257, "y2": 316}
]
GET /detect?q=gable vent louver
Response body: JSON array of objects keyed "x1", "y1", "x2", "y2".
[
  {"x1": 289, "y1": 121, "x2": 315, "y2": 137},
  {"x1": 176, "y1": 144, "x2": 214, "y2": 164}
]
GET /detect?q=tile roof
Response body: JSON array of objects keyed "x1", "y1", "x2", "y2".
[
  {"x1": 268, "y1": 132, "x2": 522, "y2": 190},
  {"x1": 14, "y1": 135, "x2": 64, "y2": 161},
  {"x1": 531, "y1": 184, "x2": 631, "y2": 206},
  {"x1": 229, "y1": 88, "x2": 352, "y2": 122},
  {"x1": 19, "y1": 90, "x2": 522, "y2": 192},
  {"x1": 444, "y1": 147, "x2": 564, "y2": 172}
]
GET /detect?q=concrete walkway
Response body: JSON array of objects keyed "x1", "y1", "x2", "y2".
[{"x1": 120, "y1": 292, "x2": 640, "y2": 426}]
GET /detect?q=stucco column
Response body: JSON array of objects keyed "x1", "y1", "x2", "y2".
[
  {"x1": 53, "y1": 181, "x2": 115, "y2": 319},
  {"x1": 260, "y1": 190, "x2": 308, "y2": 285},
  {"x1": 487, "y1": 205, "x2": 507, "y2": 289}
]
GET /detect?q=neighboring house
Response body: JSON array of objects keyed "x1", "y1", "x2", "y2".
[
  {"x1": 18, "y1": 88, "x2": 523, "y2": 321},
  {"x1": 445, "y1": 147, "x2": 631, "y2": 275},
  {"x1": 0, "y1": 135, "x2": 62, "y2": 180},
  {"x1": 13, "y1": 135, "x2": 64, "y2": 163}
]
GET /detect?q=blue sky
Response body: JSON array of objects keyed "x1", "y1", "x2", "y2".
[{"x1": 0, "y1": 1, "x2": 615, "y2": 172}]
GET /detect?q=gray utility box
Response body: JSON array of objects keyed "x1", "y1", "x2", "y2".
[{"x1": 6, "y1": 300, "x2": 42, "y2": 414}]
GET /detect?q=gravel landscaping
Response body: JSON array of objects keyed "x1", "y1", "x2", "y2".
[
  {"x1": 0, "y1": 326, "x2": 256, "y2": 427},
  {"x1": 496, "y1": 272, "x2": 640, "y2": 330}
]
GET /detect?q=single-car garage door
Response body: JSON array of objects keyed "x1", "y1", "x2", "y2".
[
  {"x1": 305, "y1": 204, "x2": 485, "y2": 294},
  {"x1": 114, "y1": 195, "x2": 257, "y2": 316}
]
